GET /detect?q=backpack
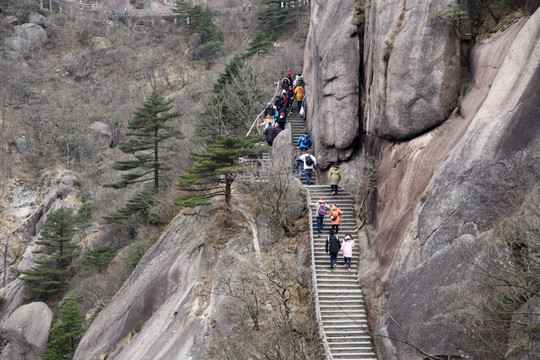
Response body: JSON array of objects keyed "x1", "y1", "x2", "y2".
[
  {"x1": 318, "y1": 204, "x2": 326, "y2": 217},
  {"x1": 327, "y1": 235, "x2": 340, "y2": 253},
  {"x1": 302, "y1": 137, "x2": 309, "y2": 146},
  {"x1": 330, "y1": 210, "x2": 338, "y2": 221},
  {"x1": 305, "y1": 155, "x2": 313, "y2": 166}
]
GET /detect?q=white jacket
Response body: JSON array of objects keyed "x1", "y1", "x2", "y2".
[{"x1": 299, "y1": 154, "x2": 316, "y2": 170}]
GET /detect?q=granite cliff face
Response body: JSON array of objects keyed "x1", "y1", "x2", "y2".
[
  {"x1": 303, "y1": 0, "x2": 360, "y2": 167},
  {"x1": 306, "y1": 0, "x2": 540, "y2": 358}
]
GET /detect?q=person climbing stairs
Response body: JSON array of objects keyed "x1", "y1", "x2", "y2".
[{"x1": 307, "y1": 186, "x2": 377, "y2": 359}]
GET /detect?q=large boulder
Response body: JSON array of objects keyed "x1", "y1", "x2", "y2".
[
  {"x1": 4, "y1": 23, "x2": 47, "y2": 58},
  {"x1": 376, "y1": 234, "x2": 507, "y2": 360},
  {"x1": 416, "y1": 11, "x2": 540, "y2": 260},
  {"x1": 364, "y1": 0, "x2": 461, "y2": 141},
  {"x1": 303, "y1": 0, "x2": 360, "y2": 167},
  {"x1": 359, "y1": 8, "x2": 540, "y2": 359},
  {"x1": 26, "y1": 14, "x2": 49, "y2": 28},
  {"x1": 0, "y1": 302, "x2": 53, "y2": 360}
]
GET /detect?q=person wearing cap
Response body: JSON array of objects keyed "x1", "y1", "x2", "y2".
[
  {"x1": 286, "y1": 72, "x2": 293, "y2": 85},
  {"x1": 341, "y1": 234, "x2": 355, "y2": 271},
  {"x1": 328, "y1": 163, "x2": 341, "y2": 196},
  {"x1": 311, "y1": 197, "x2": 331, "y2": 236},
  {"x1": 329, "y1": 204, "x2": 344, "y2": 234},
  {"x1": 264, "y1": 102, "x2": 274, "y2": 117}
]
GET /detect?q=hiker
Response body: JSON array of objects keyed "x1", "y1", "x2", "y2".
[
  {"x1": 341, "y1": 234, "x2": 355, "y2": 271},
  {"x1": 264, "y1": 102, "x2": 274, "y2": 117},
  {"x1": 158, "y1": 7, "x2": 162, "y2": 15},
  {"x1": 248, "y1": 4, "x2": 252, "y2": 12},
  {"x1": 294, "y1": 83, "x2": 305, "y2": 112},
  {"x1": 282, "y1": 77, "x2": 290, "y2": 91},
  {"x1": 274, "y1": 95, "x2": 285, "y2": 113},
  {"x1": 328, "y1": 163, "x2": 341, "y2": 196},
  {"x1": 287, "y1": 86, "x2": 295, "y2": 107},
  {"x1": 297, "y1": 133, "x2": 312, "y2": 151},
  {"x1": 330, "y1": 204, "x2": 344, "y2": 234},
  {"x1": 299, "y1": 152, "x2": 316, "y2": 185},
  {"x1": 282, "y1": 90, "x2": 289, "y2": 108},
  {"x1": 313, "y1": 197, "x2": 331, "y2": 236},
  {"x1": 295, "y1": 74, "x2": 305, "y2": 89},
  {"x1": 260, "y1": 115, "x2": 274, "y2": 131},
  {"x1": 325, "y1": 229, "x2": 341, "y2": 270},
  {"x1": 286, "y1": 72, "x2": 293, "y2": 85},
  {"x1": 264, "y1": 123, "x2": 278, "y2": 146},
  {"x1": 294, "y1": 148, "x2": 304, "y2": 180},
  {"x1": 243, "y1": 3, "x2": 246, "y2": 11},
  {"x1": 277, "y1": 112, "x2": 287, "y2": 130}
]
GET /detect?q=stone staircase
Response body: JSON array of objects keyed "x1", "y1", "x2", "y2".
[
  {"x1": 307, "y1": 186, "x2": 377, "y2": 360},
  {"x1": 288, "y1": 106, "x2": 307, "y2": 146},
  {"x1": 287, "y1": 106, "x2": 376, "y2": 359}
]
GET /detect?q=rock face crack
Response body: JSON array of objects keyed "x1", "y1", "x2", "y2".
[
  {"x1": 422, "y1": 199, "x2": 467, "y2": 248},
  {"x1": 187, "y1": 244, "x2": 204, "y2": 259}
]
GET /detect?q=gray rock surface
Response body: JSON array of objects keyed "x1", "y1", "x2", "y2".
[
  {"x1": 376, "y1": 234, "x2": 507, "y2": 360},
  {"x1": 303, "y1": 0, "x2": 360, "y2": 167},
  {"x1": 74, "y1": 206, "x2": 253, "y2": 359},
  {"x1": 359, "y1": 8, "x2": 540, "y2": 359},
  {"x1": 364, "y1": 0, "x2": 461, "y2": 141},
  {"x1": 26, "y1": 14, "x2": 49, "y2": 27},
  {"x1": 4, "y1": 23, "x2": 47, "y2": 58},
  {"x1": 0, "y1": 302, "x2": 53, "y2": 360}
]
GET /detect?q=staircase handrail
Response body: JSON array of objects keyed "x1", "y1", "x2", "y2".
[
  {"x1": 306, "y1": 188, "x2": 334, "y2": 360},
  {"x1": 246, "y1": 81, "x2": 281, "y2": 136}
]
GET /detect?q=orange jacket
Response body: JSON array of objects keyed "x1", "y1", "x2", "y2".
[
  {"x1": 294, "y1": 85, "x2": 305, "y2": 101},
  {"x1": 329, "y1": 205, "x2": 343, "y2": 225}
]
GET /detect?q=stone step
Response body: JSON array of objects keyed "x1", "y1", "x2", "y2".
[{"x1": 295, "y1": 135, "x2": 376, "y2": 358}]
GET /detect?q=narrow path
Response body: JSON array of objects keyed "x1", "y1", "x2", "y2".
[{"x1": 288, "y1": 107, "x2": 377, "y2": 359}]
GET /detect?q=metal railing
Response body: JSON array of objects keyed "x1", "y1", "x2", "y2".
[
  {"x1": 306, "y1": 188, "x2": 334, "y2": 360},
  {"x1": 246, "y1": 81, "x2": 282, "y2": 136}
]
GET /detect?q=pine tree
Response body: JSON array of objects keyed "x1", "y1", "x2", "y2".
[
  {"x1": 21, "y1": 208, "x2": 84, "y2": 301},
  {"x1": 105, "y1": 93, "x2": 181, "y2": 194},
  {"x1": 104, "y1": 93, "x2": 181, "y2": 222},
  {"x1": 172, "y1": 0, "x2": 191, "y2": 21},
  {"x1": 176, "y1": 134, "x2": 266, "y2": 207},
  {"x1": 43, "y1": 297, "x2": 85, "y2": 360},
  {"x1": 84, "y1": 245, "x2": 115, "y2": 273},
  {"x1": 257, "y1": 0, "x2": 297, "y2": 38},
  {"x1": 244, "y1": 30, "x2": 274, "y2": 58}
]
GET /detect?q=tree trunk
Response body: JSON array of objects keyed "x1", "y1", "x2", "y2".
[{"x1": 225, "y1": 177, "x2": 232, "y2": 206}]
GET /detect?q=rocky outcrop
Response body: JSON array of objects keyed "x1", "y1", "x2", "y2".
[
  {"x1": 303, "y1": 0, "x2": 360, "y2": 167},
  {"x1": 74, "y1": 206, "x2": 253, "y2": 359},
  {"x1": 358, "y1": 7, "x2": 540, "y2": 359},
  {"x1": 4, "y1": 23, "x2": 47, "y2": 58},
  {"x1": 364, "y1": 0, "x2": 461, "y2": 141},
  {"x1": 0, "y1": 302, "x2": 53, "y2": 360},
  {"x1": 0, "y1": 170, "x2": 79, "y2": 314}
]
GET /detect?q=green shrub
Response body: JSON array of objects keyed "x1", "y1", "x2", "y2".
[{"x1": 84, "y1": 246, "x2": 116, "y2": 273}]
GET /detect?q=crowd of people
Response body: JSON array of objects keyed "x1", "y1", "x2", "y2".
[{"x1": 259, "y1": 70, "x2": 350, "y2": 272}]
